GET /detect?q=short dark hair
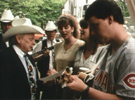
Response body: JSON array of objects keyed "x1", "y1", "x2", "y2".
[
  {"x1": 85, "y1": 0, "x2": 124, "y2": 24},
  {"x1": 79, "y1": 19, "x2": 89, "y2": 29}
]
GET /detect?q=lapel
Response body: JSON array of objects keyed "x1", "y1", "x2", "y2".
[
  {"x1": 8, "y1": 47, "x2": 28, "y2": 80},
  {"x1": 9, "y1": 47, "x2": 39, "y2": 81}
]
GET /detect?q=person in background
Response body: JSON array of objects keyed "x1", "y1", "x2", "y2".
[
  {"x1": 33, "y1": 21, "x2": 61, "y2": 77},
  {"x1": 66, "y1": 0, "x2": 135, "y2": 100},
  {"x1": 0, "y1": 9, "x2": 14, "y2": 49},
  {"x1": 32, "y1": 20, "x2": 61, "y2": 99},
  {"x1": 47, "y1": 14, "x2": 85, "y2": 99},
  {"x1": 0, "y1": 18, "x2": 45, "y2": 99}
]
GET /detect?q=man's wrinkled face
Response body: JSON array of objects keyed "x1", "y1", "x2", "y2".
[
  {"x1": 1, "y1": 22, "x2": 12, "y2": 33},
  {"x1": 16, "y1": 33, "x2": 36, "y2": 53},
  {"x1": 46, "y1": 30, "x2": 56, "y2": 41},
  {"x1": 88, "y1": 16, "x2": 110, "y2": 44}
]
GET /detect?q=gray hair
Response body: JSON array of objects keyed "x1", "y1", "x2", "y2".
[{"x1": 9, "y1": 34, "x2": 25, "y2": 45}]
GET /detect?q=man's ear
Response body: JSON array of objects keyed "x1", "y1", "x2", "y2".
[
  {"x1": 15, "y1": 34, "x2": 21, "y2": 43},
  {"x1": 108, "y1": 15, "x2": 114, "y2": 24}
]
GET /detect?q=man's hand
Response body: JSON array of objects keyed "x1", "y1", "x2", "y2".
[
  {"x1": 47, "y1": 69, "x2": 58, "y2": 76},
  {"x1": 32, "y1": 47, "x2": 50, "y2": 62},
  {"x1": 43, "y1": 47, "x2": 50, "y2": 57},
  {"x1": 67, "y1": 75, "x2": 87, "y2": 94}
]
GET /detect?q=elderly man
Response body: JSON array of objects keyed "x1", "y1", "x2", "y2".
[
  {"x1": 0, "y1": 18, "x2": 45, "y2": 99},
  {"x1": 66, "y1": 0, "x2": 135, "y2": 100},
  {"x1": 0, "y1": 9, "x2": 14, "y2": 49}
]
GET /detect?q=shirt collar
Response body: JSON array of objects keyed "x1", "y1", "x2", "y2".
[
  {"x1": 13, "y1": 45, "x2": 25, "y2": 58},
  {"x1": 47, "y1": 38, "x2": 57, "y2": 43}
]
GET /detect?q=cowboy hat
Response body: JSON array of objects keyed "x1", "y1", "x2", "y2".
[
  {"x1": 3, "y1": 18, "x2": 45, "y2": 41},
  {"x1": 0, "y1": 9, "x2": 14, "y2": 23},
  {"x1": 45, "y1": 21, "x2": 57, "y2": 31}
]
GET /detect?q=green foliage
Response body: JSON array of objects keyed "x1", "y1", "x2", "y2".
[
  {"x1": 116, "y1": 0, "x2": 130, "y2": 17},
  {"x1": 0, "y1": 0, "x2": 66, "y2": 28}
]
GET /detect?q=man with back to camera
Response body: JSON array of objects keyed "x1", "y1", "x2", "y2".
[
  {"x1": 33, "y1": 21, "x2": 61, "y2": 99},
  {"x1": 0, "y1": 18, "x2": 45, "y2": 99},
  {"x1": 66, "y1": 0, "x2": 135, "y2": 100},
  {"x1": 0, "y1": 9, "x2": 14, "y2": 49}
]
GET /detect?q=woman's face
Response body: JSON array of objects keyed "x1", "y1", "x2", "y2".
[
  {"x1": 80, "y1": 26, "x2": 90, "y2": 42},
  {"x1": 58, "y1": 24, "x2": 74, "y2": 40}
]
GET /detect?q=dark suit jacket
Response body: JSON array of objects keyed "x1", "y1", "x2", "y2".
[
  {"x1": 0, "y1": 34, "x2": 7, "y2": 50},
  {"x1": 0, "y1": 46, "x2": 40, "y2": 99},
  {"x1": 37, "y1": 39, "x2": 59, "y2": 99},
  {"x1": 37, "y1": 39, "x2": 60, "y2": 78},
  {"x1": 37, "y1": 39, "x2": 50, "y2": 78}
]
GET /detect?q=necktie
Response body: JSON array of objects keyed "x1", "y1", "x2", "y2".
[{"x1": 24, "y1": 55, "x2": 37, "y2": 100}]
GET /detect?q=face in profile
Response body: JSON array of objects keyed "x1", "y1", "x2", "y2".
[
  {"x1": 89, "y1": 16, "x2": 110, "y2": 44},
  {"x1": 16, "y1": 33, "x2": 36, "y2": 53},
  {"x1": 46, "y1": 30, "x2": 56, "y2": 41},
  {"x1": 80, "y1": 25, "x2": 90, "y2": 41}
]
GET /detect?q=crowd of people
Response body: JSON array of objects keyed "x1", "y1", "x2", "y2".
[{"x1": 0, "y1": 0, "x2": 135, "y2": 100}]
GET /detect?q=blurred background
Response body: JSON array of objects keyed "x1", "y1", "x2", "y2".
[{"x1": 0, "y1": 0, "x2": 135, "y2": 40}]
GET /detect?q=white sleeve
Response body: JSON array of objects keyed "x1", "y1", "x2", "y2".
[{"x1": 33, "y1": 41, "x2": 42, "y2": 53}]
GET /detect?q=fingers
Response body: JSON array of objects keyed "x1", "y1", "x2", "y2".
[
  {"x1": 68, "y1": 75, "x2": 78, "y2": 83},
  {"x1": 43, "y1": 49, "x2": 49, "y2": 56},
  {"x1": 47, "y1": 69, "x2": 57, "y2": 76}
]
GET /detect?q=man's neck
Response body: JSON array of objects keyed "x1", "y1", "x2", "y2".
[{"x1": 110, "y1": 33, "x2": 130, "y2": 54}]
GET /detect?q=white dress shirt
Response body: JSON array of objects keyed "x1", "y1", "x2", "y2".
[
  {"x1": 33, "y1": 38, "x2": 61, "y2": 69},
  {"x1": 13, "y1": 45, "x2": 37, "y2": 82}
]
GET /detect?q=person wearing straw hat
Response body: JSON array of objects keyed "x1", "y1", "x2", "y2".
[
  {"x1": 0, "y1": 9, "x2": 14, "y2": 49},
  {"x1": 0, "y1": 9, "x2": 14, "y2": 34},
  {"x1": 32, "y1": 20, "x2": 61, "y2": 99},
  {"x1": 0, "y1": 18, "x2": 45, "y2": 99}
]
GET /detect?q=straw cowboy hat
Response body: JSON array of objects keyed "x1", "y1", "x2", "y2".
[
  {"x1": 3, "y1": 18, "x2": 45, "y2": 41},
  {"x1": 45, "y1": 21, "x2": 57, "y2": 31},
  {"x1": 0, "y1": 9, "x2": 14, "y2": 23}
]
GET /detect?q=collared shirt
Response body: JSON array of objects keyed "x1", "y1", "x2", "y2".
[
  {"x1": 13, "y1": 45, "x2": 37, "y2": 82},
  {"x1": 33, "y1": 38, "x2": 61, "y2": 69},
  {"x1": 47, "y1": 39, "x2": 57, "y2": 69},
  {"x1": 5, "y1": 41, "x2": 9, "y2": 47}
]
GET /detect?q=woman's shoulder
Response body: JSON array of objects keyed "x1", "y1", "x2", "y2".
[
  {"x1": 76, "y1": 39, "x2": 85, "y2": 46},
  {"x1": 55, "y1": 41, "x2": 64, "y2": 46},
  {"x1": 55, "y1": 41, "x2": 64, "y2": 49}
]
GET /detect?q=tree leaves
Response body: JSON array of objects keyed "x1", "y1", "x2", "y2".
[{"x1": 0, "y1": 0, "x2": 66, "y2": 28}]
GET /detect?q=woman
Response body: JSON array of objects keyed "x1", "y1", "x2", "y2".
[
  {"x1": 72, "y1": 19, "x2": 108, "y2": 99},
  {"x1": 48, "y1": 14, "x2": 84, "y2": 73},
  {"x1": 74, "y1": 19, "x2": 107, "y2": 73},
  {"x1": 47, "y1": 14, "x2": 85, "y2": 99}
]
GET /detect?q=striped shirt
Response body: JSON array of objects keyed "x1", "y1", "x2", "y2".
[{"x1": 93, "y1": 36, "x2": 135, "y2": 98}]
